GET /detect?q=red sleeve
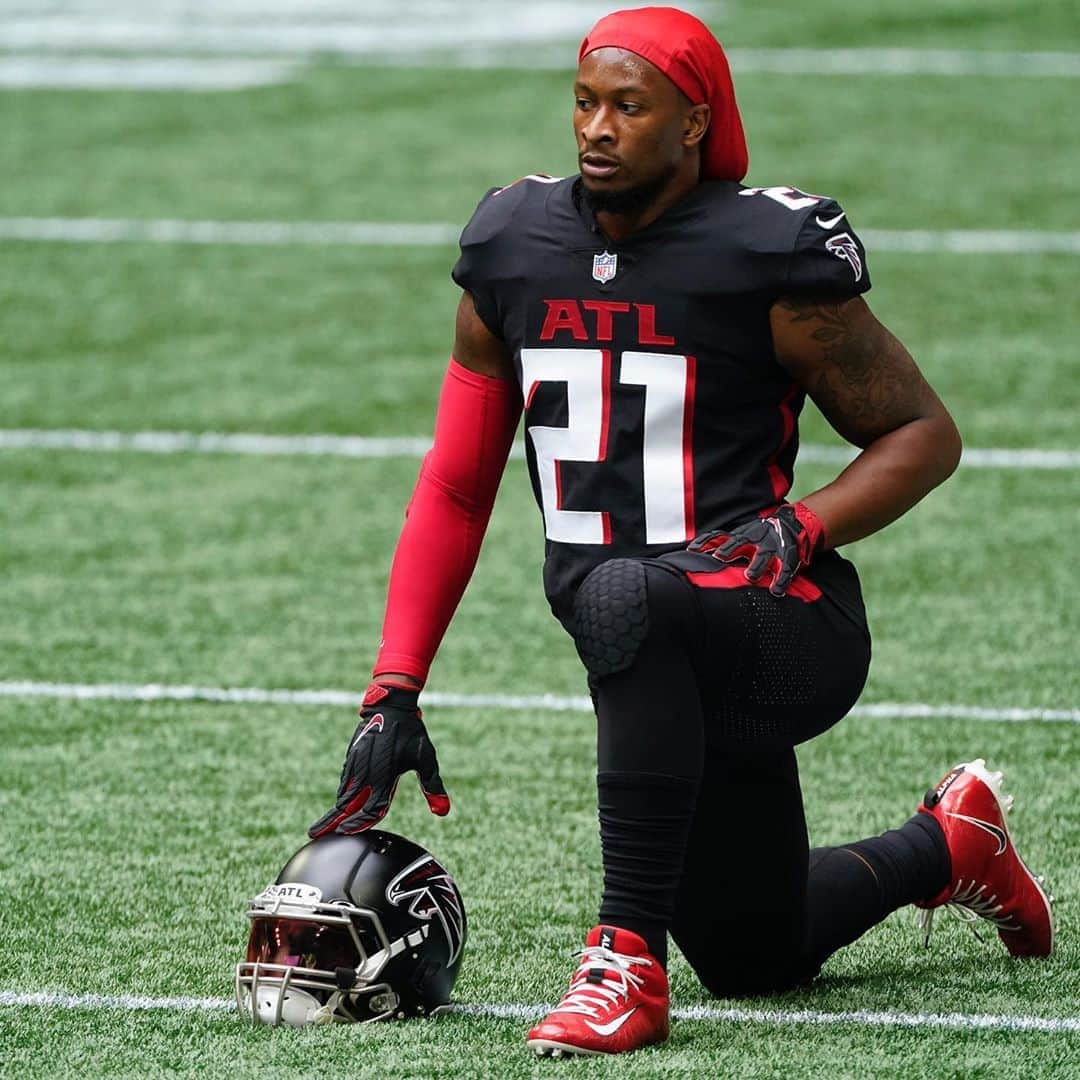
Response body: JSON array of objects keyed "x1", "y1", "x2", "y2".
[{"x1": 373, "y1": 358, "x2": 522, "y2": 682}]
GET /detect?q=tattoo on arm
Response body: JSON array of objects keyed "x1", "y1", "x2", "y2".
[{"x1": 773, "y1": 296, "x2": 935, "y2": 447}]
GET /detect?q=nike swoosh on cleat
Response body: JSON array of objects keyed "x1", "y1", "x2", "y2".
[
  {"x1": 815, "y1": 212, "x2": 845, "y2": 229},
  {"x1": 946, "y1": 812, "x2": 1008, "y2": 855},
  {"x1": 584, "y1": 1008, "x2": 637, "y2": 1037}
]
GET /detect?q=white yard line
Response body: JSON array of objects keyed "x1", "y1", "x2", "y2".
[
  {"x1": 0, "y1": 681, "x2": 1076, "y2": 723},
  {"x1": 374, "y1": 46, "x2": 1080, "y2": 77},
  {"x1": 2, "y1": 217, "x2": 1079, "y2": 254},
  {"x1": 0, "y1": 2, "x2": 677, "y2": 55},
  {"x1": 5, "y1": 48, "x2": 1080, "y2": 80},
  {"x1": 1, "y1": 13, "x2": 1078, "y2": 78},
  {"x1": 457, "y1": 1002, "x2": 1080, "y2": 1033},
  {"x1": 727, "y1": 48, "x2": 1080, "y2": 78},
  {"x1": 1, "y1": 429, "x2": 1077, "y2": 471},
  {"x1": 0, "y1": 56, "x2": 298, "y2": 89},
  {"x1": 0, "y1": 217, "x2": 462, "y2": 246},
  {"x1": 862, "y1": 229, "x2": 1080, "y2": 255},
  {"x1": 0, "y1": 989, "x2": 1076, "y2": 1032},
  {"x1": 0, "y1": 990, "x2": 233, "y2": 1011},
  {"x1": 1, "y1": 1, "x2": 1076, "y2": 78},
  {"x1": 0, "y1": 429, "x2": 438, "y2": 458}
]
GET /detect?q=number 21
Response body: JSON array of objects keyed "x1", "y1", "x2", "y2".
[{"x1": 520, "y1": 348, "x2": 697, "y2": 546}]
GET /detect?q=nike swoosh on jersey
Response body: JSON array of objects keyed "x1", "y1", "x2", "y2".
[
  {"x1": 815, "y1": 212, "x2": 845, "y2": 229},
  {"x1": 946, "y1": 812, "x2": 1008, "y2": 855},
  {"x1": 585, "y1": 1007, "x2": 637, "y2": 1037}
]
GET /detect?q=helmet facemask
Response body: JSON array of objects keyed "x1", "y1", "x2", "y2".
[{"x1": 235, "y1": 887, "x2": 432, "y2": 1026}]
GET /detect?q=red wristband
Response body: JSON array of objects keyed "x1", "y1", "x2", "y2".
[{"x1": 792, "y1": 501, "x2": 827, "y2": 558}]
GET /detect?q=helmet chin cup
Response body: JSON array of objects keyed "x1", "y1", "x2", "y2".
[{"x1": 249, "y1": 984, "x2": 323, "y2": 1027}]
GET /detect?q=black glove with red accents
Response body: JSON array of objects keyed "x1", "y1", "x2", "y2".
[
  {"x1": 308, "y1": 682, "x2": 450, "y2": 837},
  {"x1": 688, "y1": 501, "x2": 827, "y2": 597}
]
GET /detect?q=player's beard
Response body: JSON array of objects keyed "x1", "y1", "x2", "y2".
[{"x1": 581, "y1": 164, "x2": 678, "y2": 218}]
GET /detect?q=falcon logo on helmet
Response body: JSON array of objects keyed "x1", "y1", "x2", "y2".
[{"x1": 387, "y1": 855, "x2": 466, "y2": 965}]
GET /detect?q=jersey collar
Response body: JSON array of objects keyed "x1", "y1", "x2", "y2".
[{"x1": 569, "y1": 176, "x2": 715, "y2": 250}]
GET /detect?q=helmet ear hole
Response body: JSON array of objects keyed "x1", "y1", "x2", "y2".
[{"x1": 410, "y1": 958, "x2": 441, "y2": 998}]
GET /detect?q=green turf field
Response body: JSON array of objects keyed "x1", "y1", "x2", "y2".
[{"x1": 2, "y1": 2, "x2": 1079, "y2": 1076}]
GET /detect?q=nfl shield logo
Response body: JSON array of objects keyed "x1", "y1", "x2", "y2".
[{"x1": 592, "y1": 251, "x2": 618, "y2": 283}]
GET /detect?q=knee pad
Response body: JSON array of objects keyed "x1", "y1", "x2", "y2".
[{"x1": 572, "y1": 558, "x2": 650, "y2": 681}]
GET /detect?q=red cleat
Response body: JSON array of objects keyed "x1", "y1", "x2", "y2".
[
  {"x1": 917, "y1": 759, "x2": 1054, "y2": 958},
  {"x1": 526, "y1": 926, "x2": 669, "y2": 1057}
]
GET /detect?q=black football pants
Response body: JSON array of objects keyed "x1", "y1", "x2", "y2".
[{"x1": 574, "y1": 551, "x2": 948, "y2": 993}]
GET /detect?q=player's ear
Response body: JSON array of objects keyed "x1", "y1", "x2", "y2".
[{"x1": 683, "y1": 103, "x2": 711, "y2": 148}]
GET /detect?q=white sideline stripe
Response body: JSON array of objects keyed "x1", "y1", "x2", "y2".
[
  {"x1": 5, "y1": 48, "x2": 1080, "y2": 79},
  {"x1": 0, "y1": 57, "x2": 298, "y2": 90},
  {"x1": 2, "y1": 12, "x2": 1079, "y2": 78},
  {"x1": 803, "y1": 445, "x2": 1080, "y2": 471},
  {"x1": 0, "y1": 217, "x2": 461, "y2": 246},
  {"x1": 850, "y1": 704, "x2": 1080, "y2": 724},
  {"x1": 2, "y1": 217, "x2": 1080, "y2": 255},
  {"x1": 0, "y1": 3, "x2": 688, "y2": 55},
  {"x1": 0, "y1": 1, "x2": 1076, "y2": 78},
  {"x1": 862, "y1": 229, "x2": 1080, "y2": 255},
  {"x1": 0, "y1": 990, "x2": 1076, "y2": 1033},
  {"x1": 458, "y1": 1002, "x2": 1080, "y2": 1033},
  {"x1": 0, "y1": 429, "x2": 437, "y2": 459},
  {"x1": 1, "y1": 429, "x2": 1077, "y2": 471},
  {"x1": 377, "y1": 45, "x2": 1080, "y2": 78},
  {"x1": 0, "y1": 682, "x2": 1077, "y2": 724},
  {"x1": 728, "y1": 48, "x2": 1080, "y2": 79},
  {"x1": 0, "y1": 990, "x2": 232, "y2": 1011}
]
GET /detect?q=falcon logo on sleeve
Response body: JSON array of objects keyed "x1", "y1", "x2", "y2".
[{"x1": 825, "y1": 232, "x2": 863, "y2": 283}]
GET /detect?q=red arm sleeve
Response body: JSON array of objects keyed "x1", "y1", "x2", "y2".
[{"x1": 372, "y1": 358, "x2": 522, "y2": 683}]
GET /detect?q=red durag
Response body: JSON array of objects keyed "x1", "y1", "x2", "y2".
[{"x1": 578, "y1": 6, "x2": 748, "y2": 182}]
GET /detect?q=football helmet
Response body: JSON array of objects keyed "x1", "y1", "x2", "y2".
[{"x1": 235, "y1": 830, "x2": 466, "y2": 1026}]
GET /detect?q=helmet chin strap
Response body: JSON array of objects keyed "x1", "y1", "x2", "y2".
[
  {"x1": 311, "y1": 995, "x2": 340, "y2": 1025},
  {"x1": 312, "y1": 965, "x2": 361, "y2": 1024},
  {"x1": 315, "y1": 928, "x2": 428, "y2": 1024}
]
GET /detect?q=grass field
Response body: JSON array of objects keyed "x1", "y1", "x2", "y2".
[{"x1": 1, "y1": 2, "x2": 1079, "y2": 1076}]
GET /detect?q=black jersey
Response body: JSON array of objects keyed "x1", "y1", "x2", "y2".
[{"x1": 452, "y1": 175, "x2": 871, "y2": 626}]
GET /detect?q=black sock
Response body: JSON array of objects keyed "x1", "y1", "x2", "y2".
[
  {"x1": 844, "y1": 813, "x2": 952, "y2": 909},
  {"x1": 804, "y1": 813, "x2": 952, "y2": 968},
  {"x1": 596, "y1": 771, "x2": 701, "y2": 968}
]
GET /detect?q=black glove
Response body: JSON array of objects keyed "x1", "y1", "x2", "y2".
[
  {"x1": 308, "y1": 682, "x2": 450, "y2": 837},
  {"x1": 688, "y1": 502, "x2": 826, "y2": 597}
]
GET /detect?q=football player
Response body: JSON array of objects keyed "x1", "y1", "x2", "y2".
[{"x1": 310, "y1": 6, "x2": 1053, "y2": 1057}]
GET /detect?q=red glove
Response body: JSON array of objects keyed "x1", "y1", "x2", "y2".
[
  {"x1": 308, "y1": 682, "x2": 450, "y2": 836},
  {"x1": 689, "y1": 502, "x2": 827, "y2": 596}
]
